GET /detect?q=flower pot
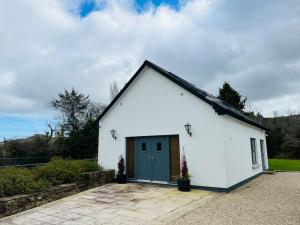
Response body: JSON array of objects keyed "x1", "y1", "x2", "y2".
[
  {"x1": 116, "y1": 174, "x2": 127, "y2": 184},
  {"x1": 177, "y1": 179, "x2": 191, "y2": 192}
]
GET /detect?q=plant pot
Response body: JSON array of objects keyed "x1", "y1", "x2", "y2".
[
  {"x1": 116, "y1": 174, "x2": 127, "y2": 184},
  {"x1": 177, "y1": 179, "x2": 191, "y2": 192}
]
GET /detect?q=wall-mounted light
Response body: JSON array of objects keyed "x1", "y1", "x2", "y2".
[
  {"x1": 110, "y1": 129, "x2": 117, "y2": 140},
  {"x1": 184, "y1": 123, "x2": 192, "y2": 137}
]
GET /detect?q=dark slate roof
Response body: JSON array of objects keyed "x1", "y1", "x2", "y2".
[{"x1": 96, "y1": 60, "x2": 267, "y2": 130}]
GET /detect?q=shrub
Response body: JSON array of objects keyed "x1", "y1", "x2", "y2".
[
  {"x1": 179, "y1": 154, "x2": 190, "y2": 180},
  {"x1": 117, "y1": 155, "x2": 125, "y2": 175},
  {"x1": 0, "y1": 167, "x2": 50, "y2": 197},
  {"x1": 35, "y1": 158, "x2": 81, "y2": 185},
  {"x1": 35, "y1": 158, "x2": 101, "y2": 185},
  {"x1": 0, "y1": 158, "x2": 102, "y2": 197},
  {"x1": 74, "y1": 159, "x2": 102, "y2": 173}
]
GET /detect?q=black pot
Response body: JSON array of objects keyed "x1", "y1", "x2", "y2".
[
  {"x1": 177, "y1": 179, "x2": 191, "y2": 192},
  {"x1": 116, "y1": 174, "x2": 127, "y2": 184}
]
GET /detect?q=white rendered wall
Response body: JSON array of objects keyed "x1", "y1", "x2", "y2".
[
  {"x1": 98, "y1": 66, "x2": 268, "y2": 188},
  {"x1": 98, "y1": 66, "x2": 227, "y2": 188},
  {"x1": 223, "y1": 116, "x2": 268, "y2": 188}
]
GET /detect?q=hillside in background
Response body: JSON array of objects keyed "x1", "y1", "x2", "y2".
[
  {"x1": 264, "y1": 114, "x2": 300, "y2": 159},
  {"x1": 1, "y1": 114, "x2": 300, "y2": 160},
  {"x1": 0, "y1": 134, "x2": 51, "y2": 158}
]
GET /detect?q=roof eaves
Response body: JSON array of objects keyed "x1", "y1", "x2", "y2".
[{"x1": 95, "y1": 60, "x2": 267, "y2": 131}]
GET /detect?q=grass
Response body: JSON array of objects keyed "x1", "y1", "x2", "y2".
[{"x1": 268, "y1": 159, "x2": 300, "y2": 171}]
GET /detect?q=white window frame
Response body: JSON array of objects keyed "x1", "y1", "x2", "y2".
[
  {"x1": 260, "y1": 139, "x2": 266, "y2": 169},
  {"x1": 250, "y1": 138, "x2": 258, "y2": 166}
]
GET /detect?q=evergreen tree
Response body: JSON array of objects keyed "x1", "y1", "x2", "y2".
[
  {"x1": 50, "y1": 88, "x2": 104, "y2": 158},
  {"x1": 218, "y1": 82, "x2": 247, "y2": 111},
  {"x1": 51, "y1": 88, "x2": 90, "y2": 134}
]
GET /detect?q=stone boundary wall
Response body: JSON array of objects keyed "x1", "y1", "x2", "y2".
[{"x1": 0, "y1": 169, "x2": 115, "y2": 218}]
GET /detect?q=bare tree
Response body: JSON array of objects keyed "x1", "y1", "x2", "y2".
[
  {"x1": 86, "y1": 102, "x2": 107, "y2": 119},
  {"x1": 273, "y1": 110, "x2": 280, "y2": 118},
  {"x1": 45, "y1": 124, "x2": 56, "y2": 140},
  {"x1": 109, "y1": 80, "x2": 120, "y2": 101}
]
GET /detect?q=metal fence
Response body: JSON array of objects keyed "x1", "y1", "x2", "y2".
[{"x1": 0, "y1": 157, "x2": 51, "y2": 167}]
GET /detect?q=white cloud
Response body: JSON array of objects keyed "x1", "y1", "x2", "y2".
[
  {"x1": 0, "y1": 0, "x2": 299, "y2": 118},
  {"x1": 0, "y1": 71, "x2": 16, "y2": 88}
]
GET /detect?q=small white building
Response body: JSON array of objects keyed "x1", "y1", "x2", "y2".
[{"x1": 97, "y1": 60, "x2": 268, "y2": 192}]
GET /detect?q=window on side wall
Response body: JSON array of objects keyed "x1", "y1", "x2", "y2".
[{"x1": 250, "y1": 138, "x2": 257, "y2": 165}]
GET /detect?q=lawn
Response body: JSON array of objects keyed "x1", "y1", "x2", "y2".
[{"x1": 268, "y1": 159, "x2": 300, "y2": 171}]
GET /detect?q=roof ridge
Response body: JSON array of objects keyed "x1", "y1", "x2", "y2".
[{"x1": 96, "y1": 60, "x2": 267, "y2": 131}]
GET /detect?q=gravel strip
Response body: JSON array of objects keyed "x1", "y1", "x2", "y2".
[{"x1": 172, "y1": 172, "x2": 300, "y2": 225}]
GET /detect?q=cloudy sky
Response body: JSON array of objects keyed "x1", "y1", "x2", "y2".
[{"x1": 1, "y1": 0, "x2": 300, "y2": 140}]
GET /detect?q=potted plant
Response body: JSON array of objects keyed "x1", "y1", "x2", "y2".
[
  {"x1": 116, "y1": 155, "x2": 126, "y2": 183},
  {"x1": 177, "y1": 154, "x2": 191, "y2": 191}
]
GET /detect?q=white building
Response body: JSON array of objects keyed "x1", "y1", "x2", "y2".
[{"x1": 97, "y1": 60, "x2": 268, "y2": 192}]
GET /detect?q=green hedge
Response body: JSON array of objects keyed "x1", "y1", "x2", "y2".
[
  {"x1": 0, "y1": 167, "x2": 50, "y2": 197},
  {"x1": 0, "y1": 158, "x2": 102, "y2": 197},
  {"x1": 36, "y1": 158, "x2": 102, "y2": 185}
]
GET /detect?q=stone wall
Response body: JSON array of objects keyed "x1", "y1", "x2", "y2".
[{"x1": 0, "y1": 169, "x2": 115, "y2": 218}]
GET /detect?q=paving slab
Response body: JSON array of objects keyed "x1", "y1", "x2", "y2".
[{"x1": 0, "y1": 183, "x2": 212, "y2": 225}]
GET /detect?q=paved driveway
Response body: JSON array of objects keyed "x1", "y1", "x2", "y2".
[
  {"x1": 0, "y1": 183, "x2": 215, "y2": 225},
  {"x1": 1, "y1": 172, "x2": 299, "y2": 225}
]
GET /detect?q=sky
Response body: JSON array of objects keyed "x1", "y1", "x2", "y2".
[{"x1": 0, "y1": 0, "x2": 300, "y2": 140}]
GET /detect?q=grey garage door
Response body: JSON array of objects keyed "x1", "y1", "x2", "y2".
[{"x1": 136, "y1": 136, "x2": 170, "y2": 182}]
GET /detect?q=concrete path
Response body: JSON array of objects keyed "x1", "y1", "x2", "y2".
[
  {"x1": 173, "y1": 172, "x2": 300, "y2": 225},
  {"x1": 0, "y1": 183, "x2": 216, "y2": 225}
]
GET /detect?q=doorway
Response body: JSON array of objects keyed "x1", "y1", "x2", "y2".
[{"x1": 136, "y1": 136, "x2": 170, "y2": 182}]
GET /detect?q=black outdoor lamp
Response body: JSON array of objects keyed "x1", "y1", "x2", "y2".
[
  {"x1": 184, "y1": 123, "x2": 192, "y2": 137},
  {"x1": 110, "y1": 129, "x2": 117, "y2": 140}
]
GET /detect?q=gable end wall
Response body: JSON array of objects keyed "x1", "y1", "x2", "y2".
[{"x1": 98, "y1": 66, "x2": 228, "y2": 188}]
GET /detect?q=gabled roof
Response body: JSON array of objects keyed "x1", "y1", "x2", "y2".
[{"x1": 96, "y1": 60, "x2": 267, "y2": 131}]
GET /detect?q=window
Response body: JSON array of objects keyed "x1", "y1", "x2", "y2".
[
  {"x1": 250, "y1": 138, "x2": 257, "y2": 165},
  {"x1": 260, "y1": 140, "x2": 265, "y2": 168},
  {"x1": 142, "y1": 143, "x2": 146, "y2": 151},
  {"x1": 260, "y1": 140, "x2": 264, "y2": 152},
  {"x1": 157, "y1": 142, "x2": 162, "y2": 151}
]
